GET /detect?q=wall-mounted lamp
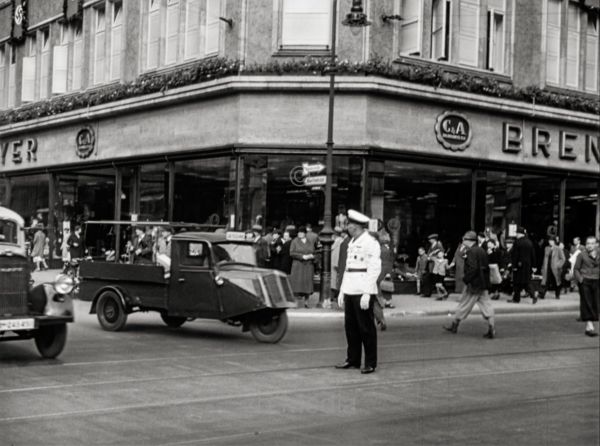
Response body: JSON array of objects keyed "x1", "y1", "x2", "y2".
[
  {"x1": 219, "y1": 16, "x2": 233, "y2": 27},
  {"x1": 381, "y1": 14, "x2": 403, "y2": 23}
]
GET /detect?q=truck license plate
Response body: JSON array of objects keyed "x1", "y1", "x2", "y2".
[{"x1": 0, "y1": 318, "x2": 35, "y2": 331}]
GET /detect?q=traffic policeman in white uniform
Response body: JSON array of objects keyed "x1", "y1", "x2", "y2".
[{"x1": 335, "y1": 210, "x2": 381, "y2": 374}]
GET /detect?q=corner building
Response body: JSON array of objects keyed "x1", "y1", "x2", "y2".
[{"x1": 0, "y1": 0, "x2": 598, "y2": 265}]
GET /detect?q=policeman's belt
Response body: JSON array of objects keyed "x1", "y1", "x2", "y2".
[{"x1": 346, "y1": 268, "x2": 367, "y2": 272}]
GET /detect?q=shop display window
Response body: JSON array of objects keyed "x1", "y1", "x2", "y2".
[
  {"x1": 564, "y1": 179, "x2": 599, "y2": 243},
  {"x1": 379, "y1": 161, "x2": 472, "y2": 264},
  {"x1": 139, "y1": 163, "x2": 169, "y2": 221},
  {"x1": 9, "y1": 174, "x2": 49, "y2": 228},
  {"x1": 173, "y1": 157, "x2": 235, "y2": 227}
]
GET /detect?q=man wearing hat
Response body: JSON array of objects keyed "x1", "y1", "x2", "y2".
[
  {"x1": 252, "y1": 224, "x2": 270, "y2": 268},
  {"x1": 335, "y1": 210, "x2": 381, "y2": 374},
  {"x1": 444, "y1": 230, "x2": 496, "y2": 338},
  {"x1": 508, "y1": 226, "x2": 537, "y2": 304}
]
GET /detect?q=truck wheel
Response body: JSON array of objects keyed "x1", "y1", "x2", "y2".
[
  {"x1": 97, "y1": 291, "x2": 128, "y2": 331},
  {"x1": 249, "y1": 311, "x2": 288, "y2": 343},
  {"x1": 160, "y1": 313, "x2": 186, "y2": 328},
  {"x1": 34, "y1": 324, "x2": 67, "y2": 359}
]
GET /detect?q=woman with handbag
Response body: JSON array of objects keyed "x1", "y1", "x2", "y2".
[{"x1": 487, "y1": 239, "x2": 503, "y2": 300}]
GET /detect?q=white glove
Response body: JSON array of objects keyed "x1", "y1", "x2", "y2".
[
  {"x1": 360, "y1": 293, "x2": 370, "y2": 310},
  {"x1": 337, "y1": 291, "x2": 344, "y2": 308}
]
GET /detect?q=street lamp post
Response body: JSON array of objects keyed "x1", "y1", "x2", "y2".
[{"x1": 319, "y1": 0, "x2": 371, "y2": 305}]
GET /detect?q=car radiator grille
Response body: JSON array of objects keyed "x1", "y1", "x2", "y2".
[
  {"x1": 263, "y1": 273, "x2": 295, "y2": 305},
  {"x1": 0, "y1": 260, "x2": 30, "y2": 317}
]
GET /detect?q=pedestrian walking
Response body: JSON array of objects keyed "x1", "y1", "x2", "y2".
[
  {"x1": 422, "y1": 234, "x2": 444, "y2": 297},
  {"x1": 269, "y1": 230, "x2": 285, "y2": 272},
  {"x1": 444, "y1": 231, "x2": 496, "y2": 339},
  {"x1": 450, "y1": 241, "x2": 468, "y2": 296},
  {"x1": 573, "y1": 236, "x2": 599, "y2": 337},
  {"x1": 432, "y1": 251, "x2": 450, "y2": 300},
  {"x1": 499, "y1": 237, "x2": 514, "y2": 296},
  {"x1": 290, "y1": 226, "x2": 315, "y2": 307},
  {"x1": 279, "y1": 230, "x2": 293, "y2": 274},
  {"x1": 31, "y1": 223, "x2": 48, "y2": 271},
  {"x1": 567, "y1": 237, "x2": 584, "y2": 294},
  {"x1": 540, "y1": 236, "x2": 566, "y2": 299},
  {"x1": 330, "y1": 227, "x2": 345, "y2": 302},
  {"x1": 335, "y1": 210, "x2": 381, "y2": 374},
  {"x1": 415, "y1": 247, "x2": 428, "y2": 295},
  {"x1": 372, "y1": 231, "x2": 394, "y2": 331},
  {"x1": 487, "y1": 239, "x2": 503, "y2": 300},
  {"x1": 508, "y1": 226, "x2": 538, "y2": 304}
]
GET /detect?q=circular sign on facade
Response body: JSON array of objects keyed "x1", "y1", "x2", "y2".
[
  {"x1": 434, "y1": 111, "x2": 472, "y2": 152},
  {"x1": 76, "y1": 126, "x2": 96, "y2": 159}
]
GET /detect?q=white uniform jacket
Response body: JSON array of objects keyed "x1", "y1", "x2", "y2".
[{"x1": 340, "y1": 231, "x2": 381, "y2": 295}]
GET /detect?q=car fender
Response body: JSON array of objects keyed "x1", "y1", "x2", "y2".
[{"x1": 89, "y1": 286, "x2": 128, "y2": 314}]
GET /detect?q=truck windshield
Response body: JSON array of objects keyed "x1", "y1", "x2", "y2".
[
  {"x1": 213, "y1": 243, "x2": 256, "y2": 265},
  {"x1": 0, "y1": 219, "x2": 19, "y2": 245}
]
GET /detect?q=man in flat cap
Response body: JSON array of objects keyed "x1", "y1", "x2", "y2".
[
  {"x1": 444, "y1": 230, "x2": 496, "y2": 338},
  {"x1": 508, "y1": 226, "x2": 537, "y2": 304},
  {"x1": 335, "y1": 210, "x2": 381, "y2": 374}
]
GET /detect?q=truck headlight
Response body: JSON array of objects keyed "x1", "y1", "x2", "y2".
[{"x1": 54, "y1": 274, "x2": 74, "y2": 295}]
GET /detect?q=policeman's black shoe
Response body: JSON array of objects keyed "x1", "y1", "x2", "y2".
[
  {"x1": 335, "y1": 361, "x2": 360, "y2": 369},
  {"x1": 360, "y1": 366, "x2": 376, "y2": 374},
  {"x1": 444, "y1": 320, "x2": 459, "y2": 334},
  {"x1": 585, "y1": 330, "x2": 599, "y2": 337},
  {"x1": 483, "y1": 326, "x2": 496, "y2": 339}
]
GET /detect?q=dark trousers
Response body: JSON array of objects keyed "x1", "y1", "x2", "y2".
[
  {"x1": 512, "y1": 281, "x2": 536, "y2": 302},
  {"x1": 580, "y1": 279, "x2": 599, "y2": 322},
  {"x1": 344, "y1": 294, "x2": 377, "y2": 368},
  {"x1": 421, "y1": 272, "x2": 433, "y2": 297}
]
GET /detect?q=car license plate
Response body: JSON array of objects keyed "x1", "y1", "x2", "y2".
[{"x1": 0, "y1": 318, "x2": 35, "y2": 331}]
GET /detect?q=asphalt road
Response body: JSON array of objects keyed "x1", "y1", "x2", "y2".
[{"x1": 1, "y1": 303, "x2": 598, "y2": 446}]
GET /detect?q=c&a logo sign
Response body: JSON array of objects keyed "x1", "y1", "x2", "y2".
[{"x1": 434, "y1": 111, "x2": 472, "y2": 152}]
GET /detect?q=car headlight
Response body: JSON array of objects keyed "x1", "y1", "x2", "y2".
[{"x1": 54, "y1": 274, "x2": 75, "y2": 295}]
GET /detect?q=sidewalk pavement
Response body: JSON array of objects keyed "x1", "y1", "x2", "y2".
[{"x1": 33, "y1": 269, "x2": 580, "y2": 318}]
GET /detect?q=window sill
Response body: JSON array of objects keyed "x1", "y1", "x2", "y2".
[
  {"x1": 394, "y1": 55, "x2": 513, "y2": 85},
  {"x1": 140, "y1": 56, "x2": 221, "y2": 78},
  {"x1": 273, "y1": 47, "x2": 331, "y2": 58}
]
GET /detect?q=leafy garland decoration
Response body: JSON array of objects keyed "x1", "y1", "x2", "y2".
[{"x1": 0, "y1": 57, "x2": 598, "y2": 127}]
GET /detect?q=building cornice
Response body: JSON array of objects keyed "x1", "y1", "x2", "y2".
[{"x1": 0, "y1": 76, "x2": 598, "y2": 137}]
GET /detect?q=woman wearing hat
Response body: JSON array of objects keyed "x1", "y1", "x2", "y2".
[{"x1": 290, "y1": 226, "x2": 316, "y2": 307}]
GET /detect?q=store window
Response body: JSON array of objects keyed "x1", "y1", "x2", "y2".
[
  {"x1": 139, "y1": 163, "x2": 169, "y2": 221},
  {"x1": 55, "y1": 169, "x2": 116, "y2": 257},
  {"x1": 380, "y1": 161, "x2": 472, "y2": 262},
  {"x1": 564, "y1": 179, "x2": 599, "y2": 243},
  {"x1": 173, "y1": 157, "x2": 235, "y2": 227},
  {"x1": 280, "y1": 0, "x2": 332, "y2": 49},
  {"x1": 9, "y1": 174, "x2": 50, "y2": 231},
  {"x1": 239, "y1": 154, "x2": 362, "y2": 232}
]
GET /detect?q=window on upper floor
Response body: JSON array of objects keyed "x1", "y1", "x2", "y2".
[
  {"x1": 585, "y1": 15, "x2": 599, "y2": 92},
  {"x1": 545, "y1": 0, "x2": 598, "y2": 91},
  {"x1": 457, "y1": 0, "x2": 480, "y2": 67},
  {"x1": 40, "y1": 28, "x2": 51, "y2": 99},
  {"x1": 94, "y1": 5, "x2": 107, "y2": 84},
  {"x1": 22, "y1": 34, "x2": 37, "y2": 102},
  {"x1": 111, "y1": 1, "x2": 123, "y2": 80},
  {"x1": 486, "y1": 0, "x2": 506, "y2": 73},
  {"x1": 0, "y1": 44, "x2": 6, "y2": 110},
  {"x1": 431, "y1": 0, "x2": 451, "y2": 61},
  {"x1": 566, "y1": 1, "x2": 581, "y2": 87},
  {"x1": 143, "y1": 0, "x2": 221, "y2": 72},
  {"x1": 399, "y1": 0, "x2": 422, "y2": 56},
  {"x1": 7, "y1": 44, "x2": 16, "y2": 108},
  {"x1": 280, "y1": 0, "x2": 332, "y2": 50},
  {"x1": 52, "y1": 21, "x2": 83, "y2": 95}
]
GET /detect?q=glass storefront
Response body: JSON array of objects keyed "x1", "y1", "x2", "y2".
[{"x1": 2, "y1": 152, "x2": 598, "y2": 265}]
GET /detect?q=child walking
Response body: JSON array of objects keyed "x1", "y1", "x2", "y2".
[
  {"x1": 415, "y1": 247, "x2": 428, "y2": 295},
  {"x1": 432, "y1": 250, "x2": 450, "y2": 300}
]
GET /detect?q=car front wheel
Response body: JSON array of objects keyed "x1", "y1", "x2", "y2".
[
  {"x1": 249, "y1": 311, "x2": 288, "y2": 343},
  {"x1": 96, "y1": 291, "x2": 128, "y2": 331},
  {"x1": 34, "y1": 323, "x2": 67, "y2": 359}
]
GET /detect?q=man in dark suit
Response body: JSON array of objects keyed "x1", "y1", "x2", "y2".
[
  {"x1": 508, "y1": 226, "x2": 537, "y2": 304},
  {"x1": 422, "y1": 233, "x2": 444, "y2": 297},
  {"x1": 444, "y1": 230, "x2": 495, "y2": 339},
  {"x1": 131, "y1": 226, "x2": 153, "y2": 264}
]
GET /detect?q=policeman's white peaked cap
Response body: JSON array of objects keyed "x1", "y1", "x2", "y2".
[{"x1": 347, "y1": 209, "x2": 370, "y2": 226}]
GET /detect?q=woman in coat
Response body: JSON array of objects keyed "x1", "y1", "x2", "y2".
[
  {"x1": 541, "y1": 236, "x2": 566, "y2": 299},
  {"x1": 450, "y1": 241, "x2": 468, "y2": 295},
  {"x1": 31, "y1": 224, "x2": 48, "y2": 271},
  {"x1": 289, "y1": 226, "x2": 315, "y2": 307}
]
